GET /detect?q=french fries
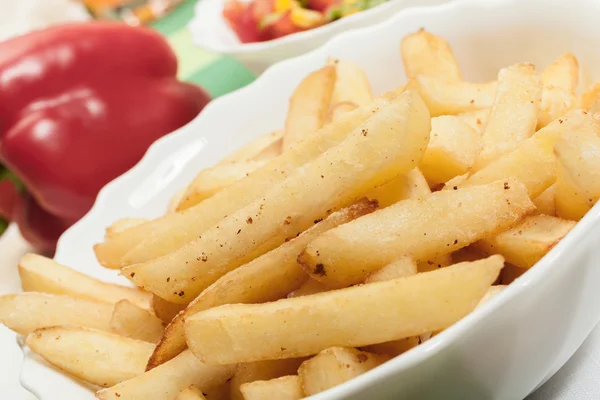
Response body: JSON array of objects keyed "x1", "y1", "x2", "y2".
[
  {"x1": 299, "y1": 179, "x2": 532, "y2": 288},
  {"x1": 538, "y1": 53, "x2": 579, "y2": 128},
  {"x1": 473, "y1": 215, "x2": 576, "y2": 269},
  {"x1": 325, "y1": 102, "x2": 358, "y2": 123},
  {"x1": 407, "y1": 76, "x2": 497, "y2": 116},
  {"x1": 105, "y1": 218, "x2": 148, "y2": 239},
  {"x1": 222, "y1": 130, "x2": 283, "y2": 163},
  {"x1": 96, "y1": 350, "x2": 235, "y2": 400},
  {"x1": 581, "y1": 82, "x2": 600, "y2": 113},
  {"x1": 287, "y1": 279, "x2": 331, "y2": 298},
  {"x1": 477, "y1": 285, "x2": 507, "y2": 308},
  {"x1": 110, "y1": 300, "x2": 165, "y2": 343},
  {"x1": 240, "y1": 376, "x2": 304, "y2": 400},
  {"x1": 419, "y1": 115, "x2": 481, "y2": 185},
  {"x1": 533, "y1": 185, "x2": 556, "y2": 216},
  {"x1": 147, "y1": 200, "x2": 375, "y2": 369},
  {"x1": 18, "y1": 254, "x2": 151, "y2": 309},
  {"x1": 328, "y1": 58, "x2": 373, "y2": 106},
  {"x1": 231, "y1": 359, "x2": 304, "y2": 400},
  {"x1": 456, "y1": 108, "x2": 490, "y2": 135},
  {"x1": 298, "y1": 347, "x2": 389, "y2": 396},
  {"x1": 26, "y1": 326, "x2": 154, "y2": 387},
  {"x1": 185, "y1": 257, "x2": 503, "y2": 364},
  {"x1": 460, "y1": 110, "x2": 598, "y2": 198},
  {"x1": 472, "y1": 63, "x2": 542, "y2": 170},
  {"x1": 152, "y1": 295, "x2": 186, "y2": 323},
  {"x1": 176, "y1": 386, "x2": 207, "y2": 400},
  {"x1": 283, "y1": 66, "x2": 336, "y2": 149},
  {"x1": 554, "y1": 118, "x2": 600, "y2": 219},
  {"x1": 0, "y1": 292, "x2": 113, "y2": 335},
  {"x1": 364, "y1": 256, "x2": 417, "y2": 283},
  {"x1": 401, "y1": 29, "x2": 462, "y2": 82},
  {"x1": 363, "y1": 337, "x2": 420, "y2": 357},
  {"x1": 177, "y1": 160, "x2": 268, "y2": 211},
  {"x1": 365, "y1": 167, "x2": 430, "y2": 208},
  {"x1": 95, "y1": 96, "x2": 392, "y2": 268},
  {"x1": 124, "y1": 92, "x2": 430, "y2": 303}
]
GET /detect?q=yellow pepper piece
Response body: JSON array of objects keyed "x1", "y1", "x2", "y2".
[
  {"x1": 290, "y1": 7, "x2": 324, "y2": 28},
  {"x1": 275, "y1": 0, "x2": 297, "y2": 13}
]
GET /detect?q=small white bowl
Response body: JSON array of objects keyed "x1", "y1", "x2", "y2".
[
  {"x1": 188, "y1": 0, "x2": 451, "y2": 74},
  {"x1": 17, "y1": 0, "x2": 600, "y2": 398}
]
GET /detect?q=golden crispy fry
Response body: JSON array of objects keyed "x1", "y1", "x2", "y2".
[
  {"x1": 96, "y1": 350, "x2": 235, "y2": 400},
  {"x1": 177, "y1": 160, "x2": 268, "y2": 211},
  {"x1": 401, "y1": 29, "x2": 461, "y2": 82},
  {"x1": 407, "y1": 75, "x2": 497, "y2": 116},
  {"x1": 240, "y1": 376, "x2": 304, "y2": 400},
  {"x1": 152, "y1": 295, "x2": 185, "y2": 323},
  {"x1": 176, "y1": 386, "x2": 206, "y2": 400},
  {"x1": 460, "y1": 110, "x2": 597, "y2": 198},
  {"x1": 473, "y1": 215, "x2": 576, "y2": 269},
  {"x1": 542, "y1": 52, "x2": 579, "y2": 90},
  {"x1": 537, "y1": 53, "x2": 579, "y2": 128},
  {"x1": 328, "y1": 58, "x2": 373, "y2": 106},
  {"x1": 18, "y1": 254, "x2": 151, "y2": 309},
  {"x1": 472, "y1": 64, "x2": 542, "y2": 170},
  {"x1": 417, "y1": 253, "x2": 452, "y2": 273},
  {"x1": 365, "y1": 168, "x2": 430, "y2": 208},
  {"x1": 123, "y1": 92, "x2": 430, "y2": 304},
  {"x1": 105, "y1": 218, "x2": 148, "y2": 239},
  {"x1": 27, "y1": 326, "x2": 153, "y2": 387},
  {"x1": 364, "y1": 256, "x2": 417, "y2": 283},
  {"x1": 147, "y1": 201, "x2": 376, "y2": 369},
  {"x1": 95, "y1": 96, "x2": 392, "y2": 268},
  {"x1": 456, "y1": 108, "x2": 490, "y2": 135},
  {"x1": 0, "y1": 292, "x2": 113, "y2": 335},
  {"x1": 581, "y1": 82, "x2": 600, "y2": 113},
  {"x1": 554, "y1": 117, "x2": 600, "y2": 219},
  {"x1": 299, "y1": 179, "x2": 532, "y2": 288},
  {"x1": 110, "y1": 300, "x2": 166, "y2": 343},
  {"x1": 298, "y1": 347, "x2": 389, "y2": 396},
  {"x1": 222, "y1": 130, "x2": 284, "y2": 163},
  {"x1": 477, "y1": 285, "x2": 506, "y2": 308},
  {"x1": 185, "y1": 257, "x2": 503, "y2": 364},
  {"x1": 231, "y1": 359, "x2": 304, "y2": 400},
  {"x1": 283, "y1": 66, "x2": 337, "y2": 149},
  {"x1": 420, "y1": 115, "x2": 481, "y2": 185},
  {"x1": 325, "y1": 102, "x2": 358, "y2": 124},
  {"x1": 532, "y1": 185, "x2": 556, "y2": 216}
]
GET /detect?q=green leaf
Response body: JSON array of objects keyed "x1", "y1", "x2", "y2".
[
  {"x1": 0, "y1": 218, "x2": 7, "y2": 236},
  {"x1": 0, "y1": 165, "x2": 24, "y2": 192}
]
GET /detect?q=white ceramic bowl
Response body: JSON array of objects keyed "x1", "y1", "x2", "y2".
[
  {"x1": 188, "y1": 0, "x2": 450, "y2": 74},
  {"x1": 18, "y1": 0, "x2": 600, "y2": 398}
]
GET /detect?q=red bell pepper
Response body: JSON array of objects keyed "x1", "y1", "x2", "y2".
[{"x1": 0, "y1": 22, "x2": 211, "y2": 254}]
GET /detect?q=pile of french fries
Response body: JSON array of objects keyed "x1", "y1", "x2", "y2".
[{"x1": 4, "y1": 29, "x2": 600, "y2": 400}]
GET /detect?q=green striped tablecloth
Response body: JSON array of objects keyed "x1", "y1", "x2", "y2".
[{"x1": 151, "y1": 0, "x2": 257, "y2": 97}]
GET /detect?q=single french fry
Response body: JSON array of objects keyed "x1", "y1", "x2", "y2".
[
  {"x1": 473, "y1": 215, "x2": 576, "y2": 269},
  {"x1": 477, "y1": 285, "x2": 506, "y2": 308},
  {"x1": 185, "y1": 257, "x2": 503, "y2": 364},
  {"x1": 222, "y1": 130, "x2": 284, "y2": 163},
  {"x1": 287, "y1": 279, "x2": 331, "y2": 298},
  {"x1": 581, "y1": 82, "x2": 600, "y2": 113},
  {"x1": 420, "y1": 115, "x2": 481, "y2": 185},
  {"x1": 176, "y1": 386, "x2": 207, "y2": 400},
  {"x1": 325, "y1": 102, "x2": 358, "y2": 124},
  {"x1": 146, "y1": 200, "x2": 376, "y2": 370},
  {"x1": 365, "y1": 168, "x2": 430, "y2": 208},
  {"x1": 554, "y1": 119, "x2": 600, "y2": 220},
  {"x1": 298, "y1": 347, "x2": 389, "y2": 396},
  {"x1": 363, "y1": 336, "x2": 420, "y2": 357},
  {"x1": 532, "y1": 185, "x2": 556, "y2": 216},
  {"x1": 231, "y1": 359, "x2": 304, "y2": 400},
  {"x1": 456, "y1": 108, "x2": 490, "y2": 135},
  {"x1": 26, "y1": 326, "x2": 154, "y2": 387},
  {"x1": 106, "y1": 218, "x2": 148, "y2": 239},
  {"x1": 152, "y1": 295, "x2": 186, "y2": 323},
  {"x1": 538, "y1": 53, "x2": 579, "y2": 129},
  {"x1": 0, "y1": 292, "x2": 113, "y2": 335},
  {"x1": 401, "y1": 29, "x2": 462, "y2": 82},
  {"x1": 283, "y1": 66, "x2": 337, "y2": 149},
  {"x1": 328, "y1": 58, "x2": 373, "y2": 106},
  {"x1": 176, "y1": 160, "x2": 268, "y2": 211},
  {"x1": 95, "y1": 96, "x2": 393, "y2": 268},
  {"x1": 407, "y1": 75, "x2": 497, "y2": 116},
  {"x1": 299, "y1": 179, "x2": 532, "y2": 288},
  {"x1": 18, "y1": 254, "x2": 151, "y2": 309},
  {"x1": 364, "y1": 256, "x2": 417, "y2": 283},
  {"x1": 240, "y1": 376, "x2": 304, "y2": 400},
  {"x1": 472, "y1": 63, "x2": 542, "y2": 170},
  {"x1": 417, "y1": 253, "x2": 453, "y2": 273},
  {"x1": 110, "y1": 300, "x2": 165, "y2": 343},
  {"x1": 461, "y1": 110, "x2": 598, "y2": 198},
  {"x1": 96, "y1": 349, "x2": 235, "y2": 400},
  {"x1": 124, "y1": 92, "x2": 431, "y2": 304}
]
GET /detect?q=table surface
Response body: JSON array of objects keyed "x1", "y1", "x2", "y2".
[{"x1": 2, "y1": 1, "x2": 600, "y2": 398}]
